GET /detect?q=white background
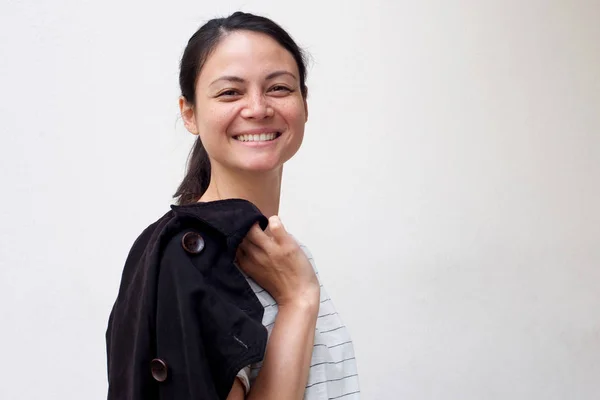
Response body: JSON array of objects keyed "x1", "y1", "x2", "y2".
[{"x1": 1, "y1": 0, "x2": 599, "y2": 399}]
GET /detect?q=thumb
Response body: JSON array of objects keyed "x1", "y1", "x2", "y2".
[{"x1": 268, "y1": 215, "x2": 287, "y2": 241}]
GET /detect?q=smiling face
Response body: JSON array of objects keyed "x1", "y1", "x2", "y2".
[{"x1": 180, "y1": 30, "x2": 308, "y2": 175}]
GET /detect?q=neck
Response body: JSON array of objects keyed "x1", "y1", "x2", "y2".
[{"x1": 199, "y1": 163, "x2": 283, "y2": 218}]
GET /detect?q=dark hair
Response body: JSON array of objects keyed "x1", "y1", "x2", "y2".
[{"x1": 173, "y1": 11, "x2": 309, "y2": 205}]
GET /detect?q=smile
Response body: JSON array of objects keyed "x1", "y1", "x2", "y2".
[{"x1": 233, "y1": 132, "x2": 282, "y2": 142}]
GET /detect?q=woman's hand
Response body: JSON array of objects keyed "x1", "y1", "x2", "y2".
[{"x1": 236, "y1": 216, "x2": 320, "y2": 307}]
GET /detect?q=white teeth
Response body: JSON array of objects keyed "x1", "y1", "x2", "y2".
[{"x1": 235, "y1": 133, "x2": 278, "y2": 142}]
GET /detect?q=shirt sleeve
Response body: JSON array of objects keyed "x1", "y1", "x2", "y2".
[{"x1": 236, "y1": 366, "x2": 252, "y2": 394}]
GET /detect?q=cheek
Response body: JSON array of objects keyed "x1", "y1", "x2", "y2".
[
  {"x1": 198, "y1": 104, "x2": 237, "y2": 137},
  {"x1": 280, "y1": 98, "x2": 307, "y2": 127},
  {"x1": 280, "y1": 100, "x2": 306, "y2": 155}
]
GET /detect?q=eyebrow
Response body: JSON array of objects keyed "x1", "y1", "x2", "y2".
[{"x1": 209, "y1": 70, "x2": 297, "y2": 86}]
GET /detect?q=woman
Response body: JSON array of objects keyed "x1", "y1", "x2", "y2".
[{"x1": 106, "y1": 12, "x2": 359, "y2": 400}]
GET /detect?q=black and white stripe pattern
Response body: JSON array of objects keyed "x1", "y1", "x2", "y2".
[{"x1": 240, "y1": 243, "x2": 360, "y2": 399}]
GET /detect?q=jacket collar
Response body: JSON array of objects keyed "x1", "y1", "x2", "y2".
[{"x1": 170, "y1": 199, "x2": 269, "y2": 249}]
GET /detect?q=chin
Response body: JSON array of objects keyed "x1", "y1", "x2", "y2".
[
  {"x1": 231, "y1": 155, "x2": 287, "y2": 173},
  {"x1": 237, "y1": 162, "x2": 283, "y2": 173}
]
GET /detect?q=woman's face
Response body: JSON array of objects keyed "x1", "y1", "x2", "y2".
[{"x1": 182, "y1": 30, "x2": 307, "y2": 174}]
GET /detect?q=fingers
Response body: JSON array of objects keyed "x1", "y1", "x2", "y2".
[
  {"x1": 236, "y1": 243, "x2": 255, "y2": 273},
  {"x1": 235, "y1": 245, "x2": 247, "y2": 263},
  {"x1": 242, "y1": 216, "x2": 289, "y2": 256},
  {"x1": 239, "y1": 236, "x2": 262, "y2": 257},
  {"x1": 267, "y1": 216, "x2": 288, "y2": 244},
  {"x1": 237, "y1": 237, "x2": 268, "y2": 276},
  {"x1": 245, "y1": 222, "x2": 271, "y2": 248}
]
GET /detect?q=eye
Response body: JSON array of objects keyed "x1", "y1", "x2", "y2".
[
  {"x1": 217, "y1": 89, "x2": 241, "y2": 97},
  {"x1": 269, "y1": 85, "x2": 293, "y2": 95}
]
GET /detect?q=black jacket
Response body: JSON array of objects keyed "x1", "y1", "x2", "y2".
[{"x1": 106, "y1": 199, "x2": 269, "y2": 400}]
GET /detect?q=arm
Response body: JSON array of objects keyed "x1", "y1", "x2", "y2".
[
  {"x1": 248, "y1": 296, "x2": 319, "y2": 399},
  {"x1": 227, "y1": 298, "x2": 319, "y2": 400},
  {"x1": 231, "y1": 216, "x2": 320, "y2": 400},
  {"x1": 226, "y1": 380, "x2": 246, "y2": 400}
]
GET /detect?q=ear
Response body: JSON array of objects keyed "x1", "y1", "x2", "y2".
[
  {"x1": 303, "y1": 86, "x2": 309, "y2": 122},
  {"x1": 179, "y1": 96, "x2": 199, "y2": 135}
]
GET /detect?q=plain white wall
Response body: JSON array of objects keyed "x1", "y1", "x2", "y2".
[{"x1": 1, "y1": 0, "x2": 598, "y2": 399}]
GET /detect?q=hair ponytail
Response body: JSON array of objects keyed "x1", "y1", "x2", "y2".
[{"x1": 173, "y1": 137, "x2": 211, "y2": 205}]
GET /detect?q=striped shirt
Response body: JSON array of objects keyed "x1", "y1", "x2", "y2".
[{"x1": 237, "y1": 243, "x2": 360, "y2": 399}]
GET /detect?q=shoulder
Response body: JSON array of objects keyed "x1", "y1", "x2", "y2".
[{"x1": 125, "y1": 209, "x2": 176, "y2": 257}]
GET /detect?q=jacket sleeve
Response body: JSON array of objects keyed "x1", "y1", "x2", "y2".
[{"x1": 154, "y1": 229, "x2": 267, "y2": 400}]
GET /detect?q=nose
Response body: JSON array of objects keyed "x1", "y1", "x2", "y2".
[{"x1": 240, "y1": 92, "x2": 274, "y2": 119}]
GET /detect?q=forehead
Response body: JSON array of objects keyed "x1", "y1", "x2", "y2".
[{"x1": 199, "y1": 30, "x2": 299, "y2": 82}]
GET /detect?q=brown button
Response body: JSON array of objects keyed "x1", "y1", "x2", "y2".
[
  {"x1": 150, "y1": 358, "x2": 168, "y2": 382},
  {"x1": 181, "y1": 232, "x2": 205, "y2": 254}
]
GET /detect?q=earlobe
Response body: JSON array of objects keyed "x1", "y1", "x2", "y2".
[{"x1": 179, "y1": 96, "x2": 199, "y2": 135}]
